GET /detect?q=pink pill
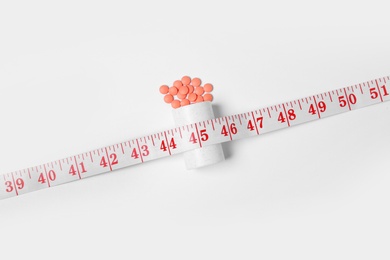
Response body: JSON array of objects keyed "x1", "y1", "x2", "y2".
[
  {"x1": 169, "y1": 86, "x2": 178, "y2": 95},
  {"x1": 179, "y1": 86, "x2": 189, "y2": 95},
  {"x1": 203, "y1": 83, "x2": 213, "y2": 92},
  {"x1": 171, "y1": 100, "x2": 181, "y2": 109},
  {"x1": 188, "y1": 93, "x2": 198, "y2": 102},
  {"x1": 177, "y1": 92, "x2": 187, "y2": 99},
  {"x1": 173, "y1": 80, "x2": 183, "y2": 88},
  {"x1": 203, "y1": 93, "x2": 213, "y2": 102},
  {"x1": 195, "y1": 95, "x2": 204, "y2": 103},
  {"x1": 164, "y1": 94, "x2": 174, "y2": 103},
  {"x1": 181, "y1": 76, "x2": 191, "y2": 85},
  {"x1": 181, "y1": 99, "x2": 190, "y2": 106},
  {"x1": 159, "y1": 85, "x2": 169, "y2": 94},
  {"x1": 191, "y1": 77, "x2": 201, "y2": 87},
  {"x1": 194, "y1": 86, "x2": 204, "y2": 96},
  {"x1": 187, "y1": 85, "x2": 194, "y2": 94}
]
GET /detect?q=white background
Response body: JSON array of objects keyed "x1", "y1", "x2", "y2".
[{"x1": 1, "y1": 1, "x2": 389, "y2": 259}]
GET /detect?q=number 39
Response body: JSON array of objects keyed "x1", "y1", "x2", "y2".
[{"x1": 5, "y1": 178, "x2": 24, "y2": 193}]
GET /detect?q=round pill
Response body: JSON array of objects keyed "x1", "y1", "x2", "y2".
[
  {"x1": 203, "y1": 83, "x2": 213, "y2": 92},
  {"x1": 187, "y1": 85, "x2": 194, "y2": 94},
  {"x1": 177, "y1": 92, "x2": 187, "y2": 99},
  {"x1": 171, "y1": 100, "x2": 181, "y2": 109},
  {"x1": 169, "y1": 86, "x2": 178, "y2": 95},
  {"x1": 203, "y1": 93, "x2": 213, "y2": 102},
  {"x1": 159, "y1": 85, "x2": 169, "y2": 94},
  {"x1": 179, "y1": 86, "x2": 189, "y2": 95},
  {"x1": 181, "y1": 76, "x2": 191, "y2": 85},
  {"x1": 191, "y1": 77, "x2": 201, "y2": 87},
  {"x1": 194, "y1": 86, "x2": 204, "y2": 96},
  {"x1": 188, "y1": 93, "x2": 198, "y2": 102},
  {"x1": 164, "y1": 94, "x2": 174, "y2": 103},
  {"x1": 195, "y1": 95, "x2": 204, "y2": 103},
  {"x1": 173, "y1": 80, "x2": 183, "y2": 88},
  {"x1": 181, "y1": 99, "x2": 190, "y2": 106}
]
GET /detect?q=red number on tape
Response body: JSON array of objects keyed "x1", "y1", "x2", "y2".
[
  {"x1": 110, "y1": 153, "x2": 118, "y2": 165},
  {"x1": 278, "y1": 112, "x2": 286, "y2": 123},
  {"x1": 381, "y1": 85, "x2": 389, "y2": 96},
  {"x1": 339, "y1": 96, "x2": 347, "y2": 107},
  {"x1": 256, "y1": 117, "x2": 263, "y2": 128},
  {"x1": 310, "y1": 102, "x2": 326, "y2": 114},
  {"x1": 16, "y1": 178, "x2": 24, "y2": 190},
  {"x1": 79, "y1": 162, "x2": 87, "y2": 173},
  {"x1": 141, "y1": 145, "x2": 150, "y2": 156},
  {"x1": 349, "y1": 94, "x2": 357, "y2": 104},
  {"x1": 169, "y1": 138, "x2": 177, "y2": 149},
  {"x1": 189, "y1": 132, "x2": 198, "y2": 144},
  {"x1": 160, "y1": 140, "x2": 167, "y2": 152},
  {"x1": 5, "y1": 178, "x2": 24, "y2": 192},
  {"x1": 318, "y1": 101, "x2": 326, "y2": 112},
  {"x1": 221, "y1": 125, "x2": 228, "y2": 136},
  {"x1": 70, "y1": 163, "x2": 87, "y2": 175},
  {"x1": 370, "y1": 88, "x2": 379, "y2": 99},
  {"x1": 38, "y1": 171, "x2": 55, "y2": 184},
  {"x1": 69, "y1": 165, "x2": 77, "y2": 176},
  {"x1": 339, "y1": 94, "x2": 357, "y2": 107},
  {"x1": 200, "y1": 129, "x2": 209, "y2": 141},
  {"x1": 230, "y1": 123, "x2": 238, "y2": 134},
  {"x1": 287, "y1": 109, "x2": 296, "y2": 120},
  {"x1": 131, "y1": 148, "x2": 140, "y2": 159},
  {"x1": 100, "y1": 156, "x2": 108, "y2": 167},
  {"x1": 221, "y1": 124, "x2": 238, "y2": 136},
  {"x1": 309, "y1": 104, "x2": 316, "y2": 115},
  {"x1": 247, "y1": 120, "x2": 255, "y2": 131},
  {"x1": 5, "y1": 181, "x2": 13, "y2": 192},
  {"x1": 38, "y1": 173, "x2": 46, "y2": 184},
  {"x1": 48, "y1": 170, "x2": 56, "y2": 181}
]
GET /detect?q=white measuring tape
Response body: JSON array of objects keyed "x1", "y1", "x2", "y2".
[{"x1": 1, "y1": 76, "x2": 389, "y2": 200}]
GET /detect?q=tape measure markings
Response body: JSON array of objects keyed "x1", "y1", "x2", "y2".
[{"x1": 1, "y1": 76, "x2": 389, "y2": 200}]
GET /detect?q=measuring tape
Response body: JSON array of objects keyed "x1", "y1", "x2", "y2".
[{"x1": 1, "y1": 76, "x2": 389, "y2": 200}]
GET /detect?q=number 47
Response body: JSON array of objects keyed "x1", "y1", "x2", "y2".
[{"x1": 247, "y1": 117, "x2": 263, "y2": 131}]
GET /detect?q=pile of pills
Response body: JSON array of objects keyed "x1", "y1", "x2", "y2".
[{"x1": 159, "y1": 76, "x2": 214, "y2": 109}]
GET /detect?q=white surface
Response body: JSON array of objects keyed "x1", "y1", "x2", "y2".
[
  {"x1": 172, "y1": 102, "x2": 225, "y2": 169},
  {"x1": 0, "y1": 1, "x2": 389, "y2": 259}
]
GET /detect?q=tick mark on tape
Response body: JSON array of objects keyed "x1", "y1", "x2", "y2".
[
  {"x1": 43, "y1": 164, "x2": 51, "y2": 187},
  {"x1": 104, "y1": 148, "x2": 113, "y2": 171},
  {"x1": 343, "y1": 88, "x2": 352, "y2": 111},
  {"x1": 11, "y1": 173, "x2": 18, "y2": 196},
  {"x1": 375, "y1": 79, "x2": 384, "y2": 102},
  {"x1": 73, "y1": 156, "x2": 82, "y2": 179},
  {"x1": 135, "y1": 139, "x2": 144, "y2": 163},
  {"x1": 313, "y1": 96, "x2": 321, "y2": 119}
]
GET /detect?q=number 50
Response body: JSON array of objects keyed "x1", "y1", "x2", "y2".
[{"x1": 339, "y1": 94, "x2": 357, "y2": 107}]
